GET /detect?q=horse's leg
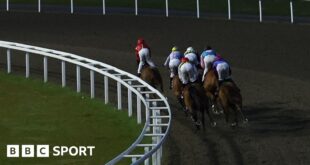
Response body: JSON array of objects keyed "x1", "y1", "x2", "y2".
[
  {"x1": 236, "y1": 104, "x2": 248, "y2": 124},
  {"x1": 205, "y1": 102, "x2": 216, "y2": 127},
  {"x1": 177, "y1": 96, "x2": 186, "y2": 111},
  {"x1": 232, "y1": 106, "x2": 238, "y2": 127},
  {"x1": 207, "y1": 92, "x2": 218, "y2": 115},
  {"x1": 190, "y1": 108, "x2": 201, "y2": 130},
  {"x1": 201, "y1": 106, "x2": 206, "y2": 130}
]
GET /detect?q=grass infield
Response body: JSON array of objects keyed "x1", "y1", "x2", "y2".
[
  {"x1": 0, "y1": 72, "x2": 142, "y2": 164},
  {"x1": 6, "y1": 0, "x2": 310, "y2": 16}
]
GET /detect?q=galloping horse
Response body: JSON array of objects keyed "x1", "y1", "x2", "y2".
[
  {"x1": 183, "y1": 83, "x2": 216, "y2": 129},
  {"x1": 171, "y1": 75, "x2": 185, "y2": 110},
  {"x1": 140, "y1": 65, "x2": 164, "y2": 92},
  {"x1": 172, "y1": 76, "x2": 216, "y2": 129},
  {"x1": 217, "y1": 81, "x2": 248, "y2": 126},
  {"x1": 202, "y1": 68, "x2": 220, "y2": 114}
]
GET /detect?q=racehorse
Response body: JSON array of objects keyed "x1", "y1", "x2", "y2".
[
  {"x1": 183, "y1": 83, "x2": 216, "y2": 129},
  {"x1": 217, "y1": 80, "x2": 248, "y2": 127},
  {"x1": 171, "y1": 75, "x2": 185, "y2": 110},
  {"x1": 202, "y1": 68, "x2": 220, "y2": 114},
  {"x1": 140, "y1": 65, "x2": 164, "y2": 92}
]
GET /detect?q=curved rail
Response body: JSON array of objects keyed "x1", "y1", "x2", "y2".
[{"x1": 0, "y1": 40, "x2": 171, "y2": 165}]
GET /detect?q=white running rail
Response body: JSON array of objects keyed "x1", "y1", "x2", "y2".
[{"x1": 0, "y1": 40, "x2": 171, "y2": 165}]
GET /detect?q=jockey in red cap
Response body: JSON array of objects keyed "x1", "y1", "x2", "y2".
[
  {"x1": 135, "y1": 38, "x2": 155, "y2": 77},
  {"x1": 135, "y1": 38, "x2": 150, "y2": 65},
  {"x1": 178, "y1": 57, "x2": 199, "y2": 85}
]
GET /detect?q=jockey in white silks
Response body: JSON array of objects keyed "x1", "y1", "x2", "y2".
[
  {"x1": 212, "y1": 57, "x2": 232, "y2": 82},
  {"x1": 137, "y1": 48, "x2": 156, "y2": 77},
  {"x1": 212, "y1": 56, "x2": 240, "y2": 92},
  {"x1": 184, "y1": 47, "x2": 200, "y2": 68},
  {"x1": 200, "y1": 46, "x2": 217, "y2": 81},
  {"x1": 178, "y1": 57, "x2": 199, "y2": 85},
  {"x1": 164, "y1": 46, "x2": 183, "y2": 89}
]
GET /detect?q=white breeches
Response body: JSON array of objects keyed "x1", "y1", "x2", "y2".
[
  {"x1": 202, "y1": 55, "x2": 216, "y2": 81},
  {"x1": 137, "y1": 48, "x2": 155, "y2": 73},
  {"x1": 178, "y1": 63, "x2": 198, "y2": 84},
  {"x1": 216, "y1": 62, "x2": 231, "y2": 81},
  {"x1": 169, "y1": 59, "x2": 180, "y2": 78}
]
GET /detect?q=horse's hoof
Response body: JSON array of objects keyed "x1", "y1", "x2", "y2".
[
  {"x1": 195, "y1": 121, "x2": 201, "y2": 126},
  {"x1": 190, "y1": 116, "x2": 195, "y2": 122},
  {"x1": 183, "y1": 109, "x2": 189, "y2": 116},
  {"x1": 231, "y1": 122, "x2": 237, "y2": 127},
  {"x1": 243, "y1": 118, "x2": 249, "y2": 124},
  {"x1": 211, "y1": 122, "x2": 217, "y2": 127}
]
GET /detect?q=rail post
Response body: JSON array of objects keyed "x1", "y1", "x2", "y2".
[
  {"x1": 6, "y1": 0, "x2": 9, "y2": 11},
  {"x1": 137, "y1": 87, "x2": 142, "y2": 124},
  {"x1": 135, "y1": 0, "x2": 138, "y2": 16},
  {"x1": 76, "y1": 65, "x2": 81, "y2": 93},
  {"x1": 144, "y1": 147, "x2": 150, "y2": 165},
  {"x1": 128, "y1": 81, "x2": 133, "y2": 117},
  {"x1": 196, "y1": 0, "x2": 200, "y2": 18},
  {"x1": 25, "y1": 52, "x2": 30, "y2": 78},
  {"x1": 38, "y1": 0, "x2": 41, "y2": 13},
  {"x1": 165, "y1": 0, "x2": 169, "y2": 17},
  {"x1": 61, "y1": 61, "x2": 66, "y2": 87},
  {"x1": 228, "y1": 0, "x2": 231, "y2": 20},
  {"x1": 71, "y1": 0, "x2": 74, "y2": 14},
  {"x1": 290, "y1": 1, "x2": 294, "y2": 23},
  {"x1": 43, "y1": 56, "x2": 48, "y2": 82},
  {"x1": 102, "y1": 0, "x2": 106, "y2": 15},
  {"x1": 104, "y1": 75, "x2": 109, "y2": 104},
  {"x1": 117, "y1": 75, "x2": 122, "y2": 110},
  {"x1": 7, "y1": 49, "x2": 11, "y2": 73},
  {"x1": 259, "y1": 0, "x2": 262, "y2": 22},
  {"x1": 90, "y1": 70, "x2": 95, "y2": 99}
]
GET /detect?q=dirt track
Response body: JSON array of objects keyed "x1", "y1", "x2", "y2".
[{"x1": 0, "y1": 12, "x2": 310, "y2": 165}]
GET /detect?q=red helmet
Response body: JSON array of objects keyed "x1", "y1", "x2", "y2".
[
  {"x1": 181, "y1": 57, "x2": 189, "y2": 63},
  {"x1": 137, "y1": 38, "x2": 145, "y2": 45}
]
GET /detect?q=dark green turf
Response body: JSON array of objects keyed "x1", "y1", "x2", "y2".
[
  {"x1": 6, "y1": 0, "x2": 310, "y2": 16},
  {"x1": 0, "y1": 72, "x2": 142, "y2": 164}
]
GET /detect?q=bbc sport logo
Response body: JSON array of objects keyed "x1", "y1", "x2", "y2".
[{"x1": 6, "y1": 145, "x2": 95, "y2": 158}]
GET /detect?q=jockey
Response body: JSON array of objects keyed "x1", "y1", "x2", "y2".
[
  {"x1": 135, "y1": 38, "x2": 150, "y2": 65},
  {"x1": 212, "y1": 56, "x2": 232, "y2": 84},
  {"x1": 212, "y1": 56, "x2": 240, "y2": 93},
  {"x1": 200, "y1": 46, "x2": 217, "y2": 81},
  {"x1": 178, "y1": 57, "x2": 199, "y2": 86},
  {"x1": 137, "y1": 47, "x2": 156, "y2": 77},
  {"x1": 164, "y1": 46, "x2": 183, "y2": 89},
  {"x1": 184, "y1": 47, "x2": 200, "y2": 68}
]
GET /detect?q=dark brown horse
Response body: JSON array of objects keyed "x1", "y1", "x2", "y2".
[
  {"x1": 171, "y1": 75, "x2": 185, "y2": 110},
  {"x1": 140, "y1": 65, "x2": 164, "y2": 92},
  {"x1": 183, "y1": 83, "x2": 216, "y2": 129},
  {"x1": 203, "y1": 68, "x2": 221, "y2": 114},
  {"x1": 217, "y1": 81, "x2": 248, "y2": 127}
]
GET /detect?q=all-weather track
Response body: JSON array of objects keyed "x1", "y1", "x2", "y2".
[{"x1": 0, "y1": 12, "x2": 310, "y2": 164}]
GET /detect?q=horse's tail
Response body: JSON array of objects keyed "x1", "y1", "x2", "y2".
[{"x1": 189, "y1": 86, "x2": 202, "y2": 111}]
